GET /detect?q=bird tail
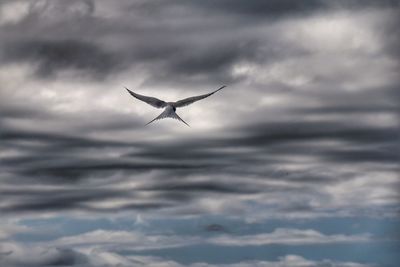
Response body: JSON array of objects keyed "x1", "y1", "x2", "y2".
[
  {"x1": 145, "y1": 116, "x2": 161, "y2": 126},
  {"x1": 172, "y1": 112, "x2": 190, "y2": 127},
  {"x1": 145, "y1": 112, "x2": 167, "y2": 126},
  {"x1": 145, "y1": 109, "x2": 190, "y2": 127}
]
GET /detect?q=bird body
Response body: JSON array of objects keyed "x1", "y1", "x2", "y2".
[{"x1": 125, "y1": 85, "x2": 226, "y2": 126}]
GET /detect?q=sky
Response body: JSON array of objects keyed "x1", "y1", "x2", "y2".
[{"x1": 0, "y1": 0, "x2": 399, "y2": 266}]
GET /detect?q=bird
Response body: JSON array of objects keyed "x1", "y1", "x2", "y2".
[{"x1": 124, "y1": 85, "x2": 226, "y2": 126}]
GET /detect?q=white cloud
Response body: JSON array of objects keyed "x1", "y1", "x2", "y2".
[
  {"x1": 0, "y1": 1, "x2": 30, "y2": 25},
  {"x1": 0, "y1": 242, "x2": 87, "y2": 267},
  {"x1": 46, "y1": 227, "x2": 373, "y2": 254},
  {"x1": 209, "y1": 228, "x2": 371, "y2": 246},
  {"x1": 189, "y1": 254, "x2": 374, "y2": 267},
  {"x1": 0, "y1": 242, "x2": 375, "y2": 267},
  {"x1": 0, "y1": 222, "x2": 29, "y2": 240},
  {"x1": 281, "y1": 11, "x2": 382, "y2": 54},
  {"x1": 54, "y1": 229, "x2": 200, "y2": 251}
]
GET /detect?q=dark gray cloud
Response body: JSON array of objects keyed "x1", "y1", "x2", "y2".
[
  {"x1": 2, "y1": 0, "x2": 397, "y2": 87},
  {"x1": 0, "y1": 187, "x2": 171, "y2": 214},
  {"x1": 185, "y1": 0, "x2": 327, "y2": 17},
  {"x1": 0, "y1": 0, "x2": 317, "y2": 84},
  {"x1": 0, "y1": 245, "x2": 89, "y2": 267},
  {"x1": 1, "y1": 107, "x2": 398, "y2": 215},
  {"x1": 0, "y1": 104, "x2": 53, "y2": 120},
  {"x1": 2, "y1": 39, "x2": 119, "y2": 78},
  {"x1": 204, "y1": 224, "x2": 229, "y2": 233},
  {"x1": 131, "y1": 0, "x2": 400, "y2": 19}
]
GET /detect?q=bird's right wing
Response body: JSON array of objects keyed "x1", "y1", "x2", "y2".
[
  {"x1": 125, "y1": 87, "x2": 167, "y2": 109},
  {"x1": 173, "y1": 85, "x2": 226, "y2": 108}
]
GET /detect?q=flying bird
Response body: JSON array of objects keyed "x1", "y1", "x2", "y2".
[{"x1": 124, "y1": 85, "x2": 226, "y2": 126}]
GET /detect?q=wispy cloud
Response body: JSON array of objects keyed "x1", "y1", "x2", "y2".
[
  {"x1": 209, "y1": 228, "x2": 371, "y2": 246},
  {"x1": 0, "y1": 241, "x2": 376, "y2": 267}
]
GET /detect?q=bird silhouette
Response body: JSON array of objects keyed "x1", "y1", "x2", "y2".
[{"x1": 124, "y1": 85, "x2": 226, "y2": 126}]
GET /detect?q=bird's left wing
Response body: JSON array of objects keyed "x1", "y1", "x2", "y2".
[
  {"x1": 125, "y1": 87, "x2": 167, "y2": 109},
  {"x1": 173, "y1": 85, "x2": 226, "y2": 108}
]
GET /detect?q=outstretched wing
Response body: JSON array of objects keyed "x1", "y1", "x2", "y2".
[
  {"x1": 173, "y1": 85, "x2": 226, "y2": 108},
  {"x1": 125, "y1": 87, "x2": 167, "y2": 109}
]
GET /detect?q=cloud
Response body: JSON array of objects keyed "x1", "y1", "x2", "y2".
[
  {"x1": 0, "y1": 0, "x2": 95, "y2": 25},
  {"x1": 0, "y1": 111, "x2": 398, "y2": 217},
  {"x1": 185, "y1": 0, "x2": 328, "y2": 18},
  {"x1": 127, "y1": 254, "x2": 375, "y2": 267},
  {"x1": 204, "y1": 224, "x2": 229, "y2": 233},
  {"x1": 2, "y1": 226, "x2": 378, "y2": 266},
  {"x1": 0, "y1": 241, "x2": 375, "y2": 267},
  {"x1": 0, "y1": 223, "x2": 29, "y2": 240},
  {"x1": 209, "y1": 228, "x2": 371, "y2": 246},
  {"x1": 0, "y1": 1, "x2": 30, "y2": 25},
  {"x1": 1, "y1": 0, "x2": 398, "y2": 87},
  {"x1": 189, "y1": 255, "x2": 374, "y2": 267},
  {"x1": 2, "y1": 39, "x2": 119, "y2": 78},
  {"x1": 130, "y1": 0, "x2": 400, "y2": 21},
  {"x1": 47, "y1": 227, "x2": 372, "y2": 252},
  {"x1": 0, "y1": 243, "x2": 88, "y2": 267}
]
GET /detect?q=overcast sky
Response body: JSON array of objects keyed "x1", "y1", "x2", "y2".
[{"x1": 0, "y1": 1, "x2": 399, "y2": 267}]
